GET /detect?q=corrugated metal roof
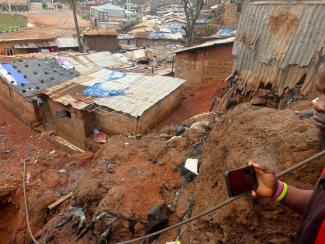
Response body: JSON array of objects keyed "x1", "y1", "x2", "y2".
[
  {"x1": 42, "y1": 69, "x2": 185, "y2": 117},
  {"x1": 56, "y1": 37, "x2": 79, "y2": 48},
  {"x1": 63, "y1": 52, "x2": 132, "y2": 75},
  {"x1": 13, "y1": 40, "x2": 57, "y2": 49},
  {"x1": 175, "y1": 37, "x2": 235, "y2": 53},
  {"x1": 82, "y1": 29, "x2": 118, "y2": 36},
  {"x1": 232, "y1": 3, "x2": 325, "y2": 96},
  {"x1": 0, "y1": 58, "x2": 79, "y2": 98}
]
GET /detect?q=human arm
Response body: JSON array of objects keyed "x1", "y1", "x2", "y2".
[{"x1": 248, "y1": 162, "x2": 313, "y2": 215}]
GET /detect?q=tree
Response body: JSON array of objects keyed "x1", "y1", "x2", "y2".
[
  {"x1": 182, "y1": 0, "x2": 204, "y2": 46},
  {"x1": 64, "y1": 0, "x2": 82, "y2": 52}
]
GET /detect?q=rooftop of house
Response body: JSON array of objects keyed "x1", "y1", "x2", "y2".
[
  {"x1": 175, "y1": 37, "x2": 235, "y2": 53},
  {"x1": 82, "y1": 28, "x2": 118, "y2": 37},
  {"x1": 40, "y1": 69, "x2": 185, "y2": 118},
  {"x1": 0, "y1": 58, "x2": 79, "y2": 98}
]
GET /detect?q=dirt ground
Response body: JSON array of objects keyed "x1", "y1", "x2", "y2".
[
  {"x1": 158, "y1": 85, "x2": 225, "y2": 128},
  {"x1": 0, "y1": 98, "x2": 323, "y2": 243},
  {"x1": 27, "y1": 3, "x2": 90, "y2": 30},
  {"x1": 0, "y1": 101, "x2": 93, "y2": 243}
]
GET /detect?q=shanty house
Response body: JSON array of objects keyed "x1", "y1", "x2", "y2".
[
  {"x1": 118, "y1": 32, "x2": 183, "y2": 49},
  {"x1": 174, "y1": 37, "x2": 234, "y2": 88},
  {"x1": 0, "y1": 58, "x2": 79, "y2": 124},
  {"x1": 90, "y1": 4, "x2": 137, "y2": 30},
  {"x1": 40, "y1": 69, "x2": 185, "y2": 148},
  {"x1": 228, "y1": 0, "x2": 325, "y2": 108},
  {"x1": 0, "y1": 0, "x2": 30, "y2": 11},
  {"x1": 82, "y1": 29, "x2": 118, "y2": 52}
]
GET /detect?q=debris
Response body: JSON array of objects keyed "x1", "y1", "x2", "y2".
[
  {"x1": 189, "y1": 121, "x2": 209, "y2": 131},
  {"x1": 93, "y1": 128, "x2": 107, "y2": 143},
  {"x1": 58, "y1": 169, "x2": 67, "y2": 174},
  {"x1": 0, "y1": 148, "x2": 13, "y2": 154},
  {"x1": 176, "y1": 125, "x2": 186, "y2": 136},
  {"x1": 152, "y1": 160, "x2": 164, "y2": 165},
  {"x1": 48, "y1": 192, "x2": 73, "y2": 210},
  {"x1": 312, "y1": 97, "x2": 319, "y2": 105},
  {"x1": 147, "y1": 202, "x2": 169, "y2": 233},
  {"x1": 49, "y1": 150, "x2": 56, "y2": 155},
  {"x1": 70, "y1": 207, "x2": 86, "y2": 231},
  {"x1": 297, "y1": 109, "x2": 313, "y2": 118},
  {"x1": 26, "y1": 172, "x2": 31, "y2": 184},
  {"x1": 184, "y1": 158, "x2": 199, "y2": 175},
  {"x1": 53, "y1": 216, "x2": 72, "y2": 228},
  {"x1": 166, "y1": 241, "x2": 181, "y2": 244},
  {"x1": 167, "y1": 136, "x2": 182, "y2": 144}
]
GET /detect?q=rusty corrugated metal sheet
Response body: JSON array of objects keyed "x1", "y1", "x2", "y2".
[
  {"x1": 232, "y1": 2, "x2": 325, "y2": 97},
  {"x1": 13, "y1": 40, "x2": 57, "y2": 49},
  {"x1": 42, "y1": 69, "x2": 185, "y2": 117}
]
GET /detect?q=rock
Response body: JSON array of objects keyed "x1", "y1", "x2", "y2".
[{"x1": 147, "y1": 202, "x2": 169, "y2": 233}]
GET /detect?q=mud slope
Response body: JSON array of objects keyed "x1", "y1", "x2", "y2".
[{"x1": 178, "y1": 104, "x2": 323, "y2": 244}]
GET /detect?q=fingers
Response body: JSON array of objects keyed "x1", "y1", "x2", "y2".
[
  {"x1": 248, "y1": 161, "x2": 263, "y2": 170},
  {"x1": 248, "y1": 161, "x2": 274, "y2": 174}
]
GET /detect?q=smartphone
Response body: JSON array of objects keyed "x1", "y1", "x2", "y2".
[{"x1": 224, "y1": 166, "x2": 258, "y2": 198}]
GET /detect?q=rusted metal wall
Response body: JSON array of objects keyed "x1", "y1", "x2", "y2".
[
  {"x1": 84, "y1": 36, "x2": 119, "y2": 52},
  {"x1": 231, "y1": 1, "x2": 325, "y2": 105}
]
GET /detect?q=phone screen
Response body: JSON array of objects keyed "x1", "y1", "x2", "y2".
[{"x1": 225, "y1": 166, "x2": 258, "y2": 197}]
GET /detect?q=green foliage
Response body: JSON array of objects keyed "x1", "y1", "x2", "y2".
[
  {"x1": 42, "y1": 2, "x2": 47, "y2": 9},
  {"x1": 81, "y1": 13, "x2": 90, "y2": 20},
  {"x1": 0, "y1": 14, "x2": 27, "y2": 32}
]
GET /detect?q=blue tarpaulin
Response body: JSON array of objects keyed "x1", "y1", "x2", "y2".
[
  {"x1": 84, "y1": 70, "x2": 128, "y2": 98},
  {"x1": 217, "y1": 28, "x2": 236, "y2": 36},
  {"x1": 1, "y1": 64, "x2": 29, "y2": 85},
  {"x1": 83, "y1": 83, "x2": 127, "y2": 97},
  {"x1": 106, "y1": 70, "x2": 127, "y2": 82}
]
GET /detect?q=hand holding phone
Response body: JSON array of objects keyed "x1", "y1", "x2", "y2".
[{"x1": 224, "y1": 166, "x2": 258, "y2": 198}]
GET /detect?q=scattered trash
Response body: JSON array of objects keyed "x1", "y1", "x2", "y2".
[
  {"x1": 48, "y1": 192, "x2": 73, "y2": 210},
  {"x1": 184, "y1": 158, "x2": 199, "y2": 175},
  {"x1": 147, "y1": 202, "x2": 169, "y2": 233},
  {"x1": 55, "y1": 56, "x2": 74, "y2": 70},
  {"x1": 58, "y1": 169, "x2": 67, "y2": 174},
  {"x1": 298, "y1": 109, "x2": 313, "y2": 118},
  {"x1": 0, "y1": 148, "x2": 13, "y2": 154},
  {"x1": 167, "y1": 136, "x2": 182, "y2": 144},
  {"x1": 312, "y1": 97, "x2": 319, "y2": 105},
  {"x1": 93, "y1": 128, "x2": 107, "y2": 143},
  {"x1": 166, "y1": 241, "x2": 181, "y2": 244},
  {"x1": 49, "y1": 150, "x2": 56, "y2": 155},
  {"x1": 69, "y1": 207, "x2": 86, "y2": 230},
  {"x1": 53, "y1": 216, "x2": 72, "y2": 228},
  {"x1": 176, "y1": 125, "x2": 186, "y2": 136}
]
